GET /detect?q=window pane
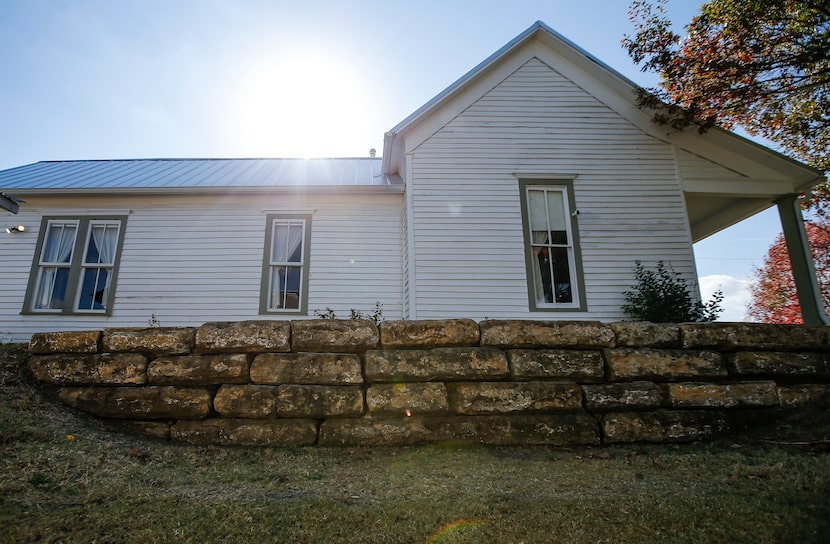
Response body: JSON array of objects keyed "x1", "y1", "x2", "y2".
[
  {"x1": 34, "y1": 267, "x2": 70, "y2": 310},
  {"x1": 546, "y1": 191, "x2": 567, "y2": 232},
  {"x1": 86, "y1": 224, "x2": 119, "y2": 265},
  {"x1": 550, "y1": 247, "x2": 573, "y2": 303},
  {"x1": 42, "y1": 223, "x2": 77, "y2": 264},
  {"x1": 272, "y1": 222, "x2": 304, "y2": 263},
  {"x1": 528, "y1": 190, "x2": 548, "y2": 234},
  {"x1": 77, "y1": 268, "x2": 109, "y2": 311},
  {"x1": 269, "y1": 266, "x2": 300, "y2": 310}
]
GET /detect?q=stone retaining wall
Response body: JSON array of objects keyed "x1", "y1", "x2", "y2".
[{"x1": 27, "y1": 319, "x2": 830, "y2": 447}]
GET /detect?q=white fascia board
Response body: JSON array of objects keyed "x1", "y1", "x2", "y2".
[{"x1": 682, "y1": 178, "x2": 797, "y2": 197}]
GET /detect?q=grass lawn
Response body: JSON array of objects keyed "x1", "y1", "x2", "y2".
[{"x1": 2, "y1": 343, "x2": 829, "y2": 543}]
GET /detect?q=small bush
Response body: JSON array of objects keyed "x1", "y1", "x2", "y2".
[{"x1": 622, "y1": 261, "x2": 723, "y2": 323}]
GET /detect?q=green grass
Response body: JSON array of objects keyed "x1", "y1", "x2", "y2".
[{"x1": 2, "y1": 343, "x2": 829, "y2": 543}]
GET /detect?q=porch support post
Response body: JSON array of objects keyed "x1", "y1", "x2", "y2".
[{"x1": 776, "y1": 195, "x2": 829, "y2": 325}]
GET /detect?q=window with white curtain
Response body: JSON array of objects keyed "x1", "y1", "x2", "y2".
[
  {"x1": 261, "y1": 214, "x2": 311, "y2": 314},
  {"x1": 24, "y1": 217, "x2": 127, "y2": 315}
]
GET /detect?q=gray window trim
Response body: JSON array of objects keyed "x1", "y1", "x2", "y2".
[
  {"x1": 259, "y1": 213, "x2": 312, "y2": 315},
  {"x1": 22, "y1": 215, "x2": 128, "y2": 316},
  {"x1": 518, "y1": 179, "x2": 587, "y2": 312}
]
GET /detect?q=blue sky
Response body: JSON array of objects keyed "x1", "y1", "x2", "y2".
[{"x1": 0, "y1": 0, "x2": 790, "y2": 320}]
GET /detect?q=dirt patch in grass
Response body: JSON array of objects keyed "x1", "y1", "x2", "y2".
[{"x1": 2, "y1": 343, "x2": 829, "y2": 543}]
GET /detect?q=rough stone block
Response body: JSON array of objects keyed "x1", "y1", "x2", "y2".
[
  {"x1": 276, "y1": 385, "x2": 364, "y2": 417},
  {"x1": 29, "y1": 353, "x2": 147, "y2": 385},
  {"x1": 605, "y1": 348, "x2": 726, "y2": 381},
  {"x1": 583, "y1": 382, "x2": 663, "y2": 411},
  {"x1": 364, "y1": 347, "x2": 508, "y2": 382},
  {"x1": 729, "y1": 351, "x2": 829, "y2": 377},
  {"x1": 668, "y1": 382, "x2": 778, "y2": 408},
  {"x1": 214, "y1": 385, "x2": 279, "y2": 418},
  {"x1": 611, "y1": 322, "x2": 680, "y2": 348},
  {"x1": 379, "y1": 319, "x2": 480, "y2": 349},
  {"x1": 291, "y1": 319, "x2": 378, "y2": 353},
  {"x1": 480, "y1": 320, "x2": 615, "y2": 349},
  {"x1": 250, "y1": 352, "x2": 363, "y2": 385},
  {"x1": 57, "y1": 386, "x2": 211, "y2": 420},
  {"x1": 680, "y1": 323, "x2": 828, "y2": 350},
  {"x1": 366, "y1": 383, "x2": 448, "y2": 416},
  {"x1": 448, "y1": 382, "x2": 582, "y2": 414},
  {"x1": 29, "y1": 330, "x2": 101, "y2": 354},
  {"x1": 171, "y1": 418, "x2": 318, "y2": 446},
  {"x1": 105, "y1": 420, "x2": 172, "y2": 440},
  {"x1": 319, "y1": 416, "x2": 434, "y2": 446},
  {"x1": 508, "y1": 349, "x2": 604, "y2": 381},
  {"x1": 602, "y1": 410, "x2": 730, "y2": 443},
  {"x1": 102, "y1": 327, "x2": 194, "y2": 356},
  {"x1": 777, "y1": 384, "x2": 830, "y2": 407},
  {"x1": 195, "y1": 321, "x2": 290, "y2": 354},
  {"x1": 147, "y1": 354, "x2": 249, "y2": 385}
]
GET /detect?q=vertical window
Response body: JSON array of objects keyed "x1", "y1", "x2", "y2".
[
  {"x1": 520, "y1": 181, "x2": 585, "y2": 311},
  {"x1": 24, "y1": 217, "x2": 126, "y2": 315},
  {"x1": 261, "y1": 214, "x2": 311, "y2": 314}
]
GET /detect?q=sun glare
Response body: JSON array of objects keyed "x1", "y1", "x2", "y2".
[{"x1": 227, "y1": 48, "x2": 377, "y2": 158}]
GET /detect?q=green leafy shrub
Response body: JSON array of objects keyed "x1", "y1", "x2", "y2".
[{"x1": 622, "y1": 261, "x2": 723, "y2": 323}]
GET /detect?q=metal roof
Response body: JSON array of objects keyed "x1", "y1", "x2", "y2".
[{"x1": 0, "y1": 158, "x2": 401, "y2": 192}]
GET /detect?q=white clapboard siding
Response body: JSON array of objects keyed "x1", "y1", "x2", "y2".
[
  {"x1": 407, "y1": 58, "x2": 696, "y2": 321},
  {"x1": 0, "y1": 192, "x2": 403, "y2": 341}
]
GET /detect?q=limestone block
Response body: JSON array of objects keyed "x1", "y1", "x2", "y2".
[
  {"x1": 105, "y1": 420, "x2": 171, "y2": 440},
  {"x1": 667, "y1": 382, "x2": 778, "y2": 408},
  {"x1": 605, "y1": 348, "x2": 726, "y2": 381},
  {"x1": 214, "y1": 385, "x2": 279, "y2": 418},
  {"x1": 29, "y1": 330, "x2": 101, "y2": 354},
  {"x1": 777, "y1": 384, "x2": 830, "y2": 407},
  {"x1": 276, "y1": 385, "x2": 364, "y2": 417},
  {"x1": 195, "y1": 321, "x2": 290, "y2": 354},
  {"x1": 364, "y1": 347, "x2": 509, "y2": 382},
  {"x1": 611, "y1": 322, "x2": 680, "y2": 348},
  {"x1": 290, "y1": 319, "x2": 378, "y2": 353},
  {"x1": 29, "y1": 353, "x2": 147, "y2": 385},
  {"x1": 602, "y1": 410, "x2": 730, "y2": 443},
  {"x1": 480, "y1": 320, "x2": 615, "y2": 349},
  {"x1": 57, "y1": 386, "x2": 211, "y2": 420},
  {"x1": 448, "y1": 382, "x2": 582, "y2": 414},
  {"x1": 102, "y1": 327, "x2": 194, "y2": 356},
  {"x1": 379, "y1": 319, "x2": 479, "y2": 349},
  {"x1": 680, "y1": 323, "x2": 828, "y2": 350},
  {"x1": 319, "y1": 416, "x2": 434, "y2": 446},
  {"x1": 583, "y1": 382, "x2": 663, "y2": 411},
  {"x1": 171, "y1": 418, "x2": 318, "y2": 446},
  {"x1": 250, "y1": 352, "x2": 363, "y2": 385},
  {"x1": 366, "y1": 383, "x2": 448, "y2": 416},
  {"x1": 508, "y1": 349, "x2": 604, "y2": 381},
  {"x1": 729, "y1": 351, "x2": 829, "y2": 377},
  {"x1": 147, "y1": 354, "x2": 249, "y2": 385}
]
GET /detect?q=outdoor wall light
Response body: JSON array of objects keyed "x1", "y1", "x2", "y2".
[{"x1": 5, "y1": 225, "x2": 25, "y2": 234}]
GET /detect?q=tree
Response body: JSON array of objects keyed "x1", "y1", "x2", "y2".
[
  {"x1": 623, "y1": 0, "x2": 830, "y2": 213},
  {"x1": 747, "y1": 219, "x2": 830, "y2": 323}
]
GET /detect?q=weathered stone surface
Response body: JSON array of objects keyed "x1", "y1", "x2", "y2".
[
  {"x1": 777, "y1": 384, "x2": 830, "y2": 407},
  {"x1": 195, "y1": 321, "x2": 290, "y2": 354},
  {"x1": 366, "y1": 383, "x2": 448, "y2": 416},
  {"x1": 448, "y1": 382, "x2": 582, "y2": 414},
  {"x1": 480, "y1": 320, "x2": 615, "y2": 349},
  {"x1": 603, "y1": 410, "x2": 731, "y2": 443},
  {"x1": 364, "y1": 347, "x2": 509, "y2": 382},
  {"x1": 106, "y1": 420, "x2": 171, "y2": 440},
  {"x1": 729, "y1": 351, "x2": 829, "y2": 377},
  {"x1": 291, "y1": 319, "x2": 378, "y2": 353},
  {"x1": 508, "y1": 349, "x2": 604, "y2": 381},
  {"x1": 680, "y1": 323, "x2": 828, "y2": 350},
  {"x1": 319, "y1": 416, "x2": 434, "y2": 446},
  {"x1": 276, "y1": 385, "x2": 364, "y2": 417},
  {"x1": 214, "y1": 385, "x2": 279, "y2": 418},
  {"x1": 171, "y1": 418, "x2": 318, "y2": 446},
  {"x1": 583, "y1": 382, "x2": 663, "y2": 411},
  {"x1": 147, "y1": 354, "x2": 249, "y2": 385},
  {"x1": 57, "y1": 386, "x2": 211, "y2": 419},
  {"x1": 29, "y1": 353, "x2": 147, "y2": 385},
  {"x1": 605, "y1": 348, "x2": 726, "y2": 381},
  {"x1": 102, "y1": 327, "x2": 194, "y2": 356},
  {"x1": 668, "y1": 381, "x2": 778, "y2": 408},
  {"x1": 29, "y1": 330, "x2": 101, "y2": 354},
  {"x1": 379, "y1": 319, "x2": 480, "y2": 349},
  {"x1": 612, "y1": 322, "x2": 680, "y2": 348},
  {"x1": 250, "y1": 352, "x2": 362, "y2": 385}
]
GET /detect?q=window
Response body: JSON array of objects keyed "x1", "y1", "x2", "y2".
[
  {"x1": 519, "y1": 180, "x2": 585, "y2": 311},
  {"x1": 260, "y1": 214, "x2": 311, "y2": 314},
  {"x1": 24, "y1": 216, "x2": 127, "y2": 315}
]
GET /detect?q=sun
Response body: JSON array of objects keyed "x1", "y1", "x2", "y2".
[{"x1": 227, "y1": 47, "x2": 378, "y2": 158}]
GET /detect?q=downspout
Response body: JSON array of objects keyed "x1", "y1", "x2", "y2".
[{"x1": 776, "y1": 193, "x2": 830, "y2": 325}]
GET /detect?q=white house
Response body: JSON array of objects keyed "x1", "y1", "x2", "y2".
[{"x1": 0, "y1": 22, "x2": 825, "y2": 341}]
